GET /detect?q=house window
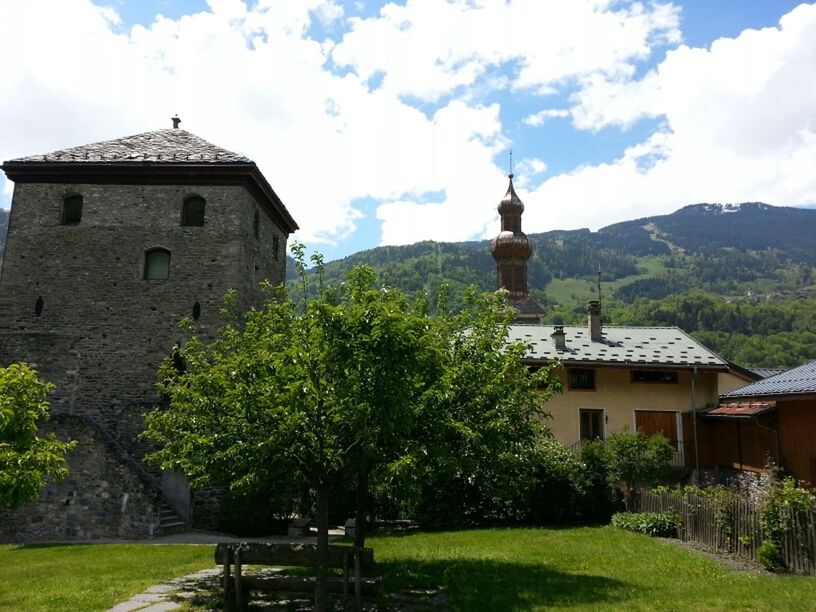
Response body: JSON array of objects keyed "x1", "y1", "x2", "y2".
[
  {"x1": 632, "y1": 370, "x2": 678, "y2": 384},
  {"x1": 62, "y1": 195, "x2": 83, "y2": 225},
  {"x1": 569, "y1": 368, "x2": 596, "y2": 390},
  {"x1": 181, "y1": 196, "x2": 205, "y2": 226},
  {"x1": 580, "y1": 409, "x2": 605, "y2": 441},
  {"x1": 144, "y1": 248, "x2": 171, "y2": 280}
]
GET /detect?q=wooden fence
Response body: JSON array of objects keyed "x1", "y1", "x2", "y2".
[{"x1": 636, "y1": 489, "x2": 816, "y2": 575}]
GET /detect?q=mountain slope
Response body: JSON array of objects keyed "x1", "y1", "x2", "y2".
[{"x1": 286, "y1": 203, "x2": 816, "y2": 367}]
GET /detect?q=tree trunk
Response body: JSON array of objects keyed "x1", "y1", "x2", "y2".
[
  {"x1": 354, "y1": 468, "x2": 369, "y2": 549},
  {"x1": 315, "y1": 484, "x2": 330, "y2": 612}
]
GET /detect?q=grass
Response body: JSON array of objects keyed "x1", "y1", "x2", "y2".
[
  {"x1": 545, "y1": 256, "x2": 668, "y2": 306},
  {"x1": 0, "y1": 543, "x2": 212, "y2": 611},
  {"x1": 370, "y1": 526, "x2": 816, "y2": 611},
  {"x1": 3, "y1": 527, "x2": 816, "y2": 611}
]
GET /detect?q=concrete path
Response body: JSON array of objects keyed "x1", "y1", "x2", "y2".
[{"x1": 109, "y1": 566, "x2": 221, "y2": 612}]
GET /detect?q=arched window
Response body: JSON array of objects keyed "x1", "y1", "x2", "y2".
[
  {"x1": 62, "y1": 195, "x2": 83, "y2": 225},
  {"x1": 181, "y1": 196, "x2": 205, "y2": 227},
  {"x1": 144, "y1": 248, "x2": 171, "y2": 280}
]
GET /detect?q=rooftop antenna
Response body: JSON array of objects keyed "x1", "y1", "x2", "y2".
[{"x1": 509, "y1": 149, "x2": 513, "y2": 178}]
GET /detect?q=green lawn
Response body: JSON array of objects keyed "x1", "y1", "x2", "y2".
[
  {"x1": 2, "y1": 528, "x2": 815, "y2": 611},
  {"x1": 370, "y1": 526, "x2": 816, "y2": 611},
  {"x1": 0, "y1": 543, "x2": 213, "y2": 611}
]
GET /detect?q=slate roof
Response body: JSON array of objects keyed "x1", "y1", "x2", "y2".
[
  {"x1": 702, "y1": 401, "x2": 776, "y2": 418},
  {"x1": 720, "y1": 360, "x2": 816, "y2": 399},
  {"x1": 6, "y1": 129, "x2": 251, "y2": 164},
  {"x1": 2, "y1": 127, "x2": 299, "y2": 233},
  {"x1": 750, "y1": 368, "x2": 787, "y2": 380},
  {"x1": 507, "y1": 325, "x2": 727, "y2": 369}
]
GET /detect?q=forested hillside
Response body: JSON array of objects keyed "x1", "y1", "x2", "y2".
[{"x1": 288, "y1": 203, "x2": 816, "y2": 368}]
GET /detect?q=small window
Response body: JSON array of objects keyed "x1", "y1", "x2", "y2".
[
  {"x1": 253, "y1": 209, "x2": 260, "y2": 239},
  {"x1": 144, "y1": 248, "x2": 171, "y2": 280},
  {"x1": 62, "y1": 195, "x2": 83, "y2": 225},
  {"x1": 569, "y1": 368, "x2": 596, "y2": 391},
  {"x1": 632, "y1": 370, "x2": 678, "y2": 384},
  {"x1": 272, "y1": 234, "x2": 280, "y2": 261},
  {"x1": 181, "y1": 196, "x2": 205, "y2": 227}
]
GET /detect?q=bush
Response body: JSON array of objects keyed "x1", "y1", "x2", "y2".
[
  {"x1": 611, "y1": 511, "x2": 678, "y2": 537},
  {"x1": 758, "y1": 539, "x2": 784, "y2": 571}
]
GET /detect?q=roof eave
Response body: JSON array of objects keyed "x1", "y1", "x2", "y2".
[
  {"x1": 719, "y1": 391, "x2": 816, "y2": 402},
  {"x1": 1, "y1": 160, "x2": 299, "y2": 234},
  {"x1": 521, "y1": 358, "x2": 728, "y2": 371}
]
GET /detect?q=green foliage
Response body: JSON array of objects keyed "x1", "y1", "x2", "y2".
[
  {"x1": 375, "y1": 287, "x2": 561, "y2": 529},
  {"x1": 0, "y1": 363, "x2": 76, "y2": 508},
  {"x1": 145, "y1": 244, "x2": 445, "y2": 609},
  {"x1": 597, "y1": 430, "x2": 675, "y2": 509},
  {"x1": 758, "y1": 470, "x2": 816, "y2": 571},
  {"x1": 758, "y1": 539, "x2": 784, "y2": 571},
  {"x1": 611, "y1": 511, "x2": 679, "y2": 537},
  {"x1": 285, "y1": 204, "x2": 816, "y2": 367},
  {"x1": 608, "y1": 290, "x2": 816, "y2": 367},
  {"x1": 525, "y1": 438, "x2": 616, "y2": 523}
]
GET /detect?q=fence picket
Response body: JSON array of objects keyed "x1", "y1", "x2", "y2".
[{"x1": 630, "y1": 488, "x2": 815, "y2": 575}]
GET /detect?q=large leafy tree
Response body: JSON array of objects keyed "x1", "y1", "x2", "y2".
[
  {"x1": 144, "y1": 246, "x2": 443, "y2": 611},
  {"x1": 144, "y1": 248, "x2": 562, "y2": 609},
  {"x1": 0, "y1": 363, "x2": 76, "y2": 508},
  {"x1": 378, "y1": 288, "x2": 563, "y2": 528}
]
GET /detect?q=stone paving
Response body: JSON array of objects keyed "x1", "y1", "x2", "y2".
[{"x1": 109, "y1": 567, "x2": 221, "y2": 612}]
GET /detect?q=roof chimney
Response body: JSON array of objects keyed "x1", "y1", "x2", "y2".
[
  {"x1": 551, "y1": 325, "x2": 566, "y2": 351},
  {"x1": 171, "y1": 115, "x2": 181, "y2": 129},
  {"x1": 588, "y1": 300, "x2": 602, "y2": 342}
]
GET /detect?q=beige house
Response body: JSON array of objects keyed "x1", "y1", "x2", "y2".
[{"x1": 507, "y1": 305, "x2": 744, "y2": 466}]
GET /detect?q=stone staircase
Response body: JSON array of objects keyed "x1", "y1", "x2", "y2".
[
  {"x1": 57, "y1": 411, "x2": 191, "y2": 537},
  {"x1": 157, "y1": 499, "x2": 188, "y2": 535}
]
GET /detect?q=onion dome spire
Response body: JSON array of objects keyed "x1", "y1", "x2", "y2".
[{"x1": 490, "y1": 173, "x2": 543, "y2": 322}]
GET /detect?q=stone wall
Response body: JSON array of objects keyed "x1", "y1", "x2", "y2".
[
  {"x1": 0, "y1": 182, "x2": 288, "y2": 458},
  {"x1": 0, "y1": 179, "x2": 290, "y2": 539},
  {"x1": 0, "y1": 414, "x2": 159, "y2": 542}
]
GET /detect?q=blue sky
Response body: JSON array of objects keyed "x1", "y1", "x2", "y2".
[{"x1": 1, "y1": 1, "x2": 815, "y2": 262}]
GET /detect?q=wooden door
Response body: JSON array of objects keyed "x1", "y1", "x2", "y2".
[{"x1": 635, "y1": 410, "x2": 678, "y2": 444}]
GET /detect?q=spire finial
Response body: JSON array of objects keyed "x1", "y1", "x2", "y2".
[
  {"x1": 508, "y1": 149, "x2": 514, "y2": 179},
  {"x1": 171, "y1": 115, "x2": 181, "y2": 129}
]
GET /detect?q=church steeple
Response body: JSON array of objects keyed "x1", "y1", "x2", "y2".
[{"x1": 490, "y1": 174, "x2": 544, "y2": 322}]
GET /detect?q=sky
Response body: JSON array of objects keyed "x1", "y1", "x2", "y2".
[{"x1": 1, "y1": 0, "x2": 815, "y2": 262}]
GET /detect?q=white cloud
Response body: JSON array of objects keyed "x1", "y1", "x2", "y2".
[
  {"x1": 0, "y1": 0, "x2": 682, "y2": 249},
  {"x1": 332, "y1": 0, "x2": 680, "y2": 102},
  {"x1": 523, "y1": 109, "x2": 570, "y2": 127},
  {"x1": 520, "y1": 3, "x2": 816, "y2": 233},
  {"x1": 3, "y1": 0, "x2": 812, "y2": 256}
]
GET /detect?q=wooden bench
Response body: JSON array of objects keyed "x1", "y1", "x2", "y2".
[{"x1": 214, "y1": 542, "x2": 378, "y2": 611}]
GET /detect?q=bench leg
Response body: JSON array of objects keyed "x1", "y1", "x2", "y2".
[
  {"x1": 354, "y1": 549, "x2": 362, "y2": 612},
  {"x1": 223, "y1": 552, "x2": 234, "y2": 612},
  {"x1": 343, "y1": 551, "x2": 349, "y2": 610},
  {"x1": 235, "y1": 548, "x2": 245, "y2": 612}
]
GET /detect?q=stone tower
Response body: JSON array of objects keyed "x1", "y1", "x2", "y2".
[
  {"x1": 490, "y1": 174, "x2": 543, "y2": 322},
  {"x1": 0, "y1": 123, "x2": 298, "y2": 540}
]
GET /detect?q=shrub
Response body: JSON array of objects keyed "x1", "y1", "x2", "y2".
[
  {"x1": 611, "y1": 511, "x2": 678, "y2": 537},
  {"x1": 758, "y1": 539, "x2": 784, "y2": 571}
]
